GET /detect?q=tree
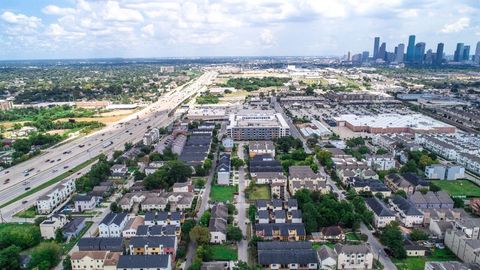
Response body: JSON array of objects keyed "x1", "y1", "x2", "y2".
[
  {"x1": 394, "y1": 190, "x2": 407, "y2": 198},
  {"x1": 453, "y1": 197, "x2": 465, "y2": 208},
  {"x1": 63, "y1": 255, "x2": 72, "y2": 270},
  {"x1": 110, "y1": 202, "x2": 120, "y2": 213},
  {"x1": 28, "y1": 242, "x2": 62, "y2": 270},
  {"x1": 113, "y1": 150, "x2": 123, "y2": 160},
  {"x1": 234, "y1": 261, "x2": 256, "y2": 270},
  {"x1": 231, "y1": 158, "x2": 245, "y2": 169},
  {"x1": 134, "y1": 171, "x2": 146, "y2": 181},
  {"x1": 199, "y1": 211, "x2": 211, "y2": 227},
  {"x1": 55, "y1": 228, "x2": 65, "y2": 243},
  {"x1": 181, "y1": 220, "x2": 196, "y2": 242},
  {"x1": 189, "y1": 226, "x2": 211, "y2": 245},
  {"x1": 419, "y1": 154, "x2": 435, "y2": 169},
  {"x1": 400, "y1": 160, "x2": 417, "y2": 173},
  {"x1": 0, "y1": 245, "x2": 21, "y2": 270},
  {"x1": 196, "y1": 245, "x2": 213, "y2": 261},
  {"x1": 124, "y1": 142, "x2": 133, "y2": 151},
  {"x1": 429, "y1": 182, "x2": 441, "y2": 192},
  {"x1": 379, "y1": 222, "x2": 406, "y2": 259},
  {"x1": 227, "y1": 225, "x2": 243, "y2": 241},
  {"x1": 410, "y1": 229, "x2": 429, "y2": 241},
  {"x1": 316, "y1": 150, "x2": 333, "y2": 168}
]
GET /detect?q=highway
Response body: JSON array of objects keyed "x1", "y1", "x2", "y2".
[{"x1": 0, "y1": 71, "x2": 217, "y2": 218}]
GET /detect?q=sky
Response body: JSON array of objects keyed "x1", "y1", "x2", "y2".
[{"x1": 0, "y1": 0, "x2": 479, "y2": 60}]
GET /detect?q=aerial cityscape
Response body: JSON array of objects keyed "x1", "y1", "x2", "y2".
[{"x1": 0, "y1": 1, "x2": 480, "y2": 270}]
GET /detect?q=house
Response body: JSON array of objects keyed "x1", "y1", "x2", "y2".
[
  {"x1": 288, "y1": 209, "x2": 303, "y2": 224},
  {"x1": 144, "y1": 211, "x2": 184, "y2": 226},
  {"x1": 89, "y1": 185, "x2": 112, "y2": 198},
  {"x1": 40, "y1": 214, "x2": 68, "y2": 239},
  {"x1": 217, "y1": 153, "x2": 231, "y2": 185},
  {"x1": 317, "y1": 245, "x2": 337, "y2": 270},
  {"x1": 312, "y1": 226, "x2": 345, "y2": 242},
  {"x1": 110, "y1": 164, "x2": 128, "y2": 178},
  {"x1": 116, "y1": 254, "x2": 172, "y2": 270},
  {"x1": 222, "y1": 137, "x2": 234, "y2": 151},
  {"x1": 128, "y1": 236, "x2": 177, "y2": 256},
  {"x1": 365, "y1": 197, "x2": 396, "y2": 228},
  {"x1": 404, "y1": 240, "x2": 428, "y2": 257},
  {"x1": 425, "y1": 165, "x2": 465, "y2": 180},
  {"x1": 74, "y1": 194, "x2": 96, "y2": 212},
  {"x1": 70, "y1": 251, "x2": 121, "y2": 270},
  {"x1": 63, "y1": 217, "x2": 86, "y2": 240},
  {"x1": 408, "y1": 191, "x2": 454, "y2": 209},
  {"x1": 335, "y1": 244, "x2": 373, "y2": 270},
  {"x1": 444, "y1": 221, "x2": 480, "y2": 265},
  {"x1": 119, "y1": 192, "x2": 156, "y2": 211},
  {"x1": 165, "y1": 192, "x2": 195, "y2": 211},
  {"x1": 347, "y1": 177, "x2": 391, "y2": 197},
  {"x1": 254, "y1": 223, "x2": 306, "y2": 241},
  {"x1": 365, "y1": 154, "x2": 396, "y2": 171},
  {"x1": 141, "y1": 196, "x2": 168, "y2": 212},
  {"x1": 255, "y1": 172, "x2": 287, "y2": 199},
  {"x1": 384, "y1": 173, "x2": 429, "y2": 194},
  {"x1": 288, "y1": 166, "x2": 329, "y2": 195},
  {"x1": 136, "y1": 225, "x2": 180, "y2": 237},
  {"x1": 172, "y1": 180, "x2": 193, "y2": 193},
  {"x1": 98, "y1": 212, "x2": 129, "y2": 237},
  {"x1": 249, "y1": 154, "x2": 283, "y2": 177},
  {"x1": 257, "y1": 241, "x2": 318, "y2": 270},
  {"x1": 248, "y1": 141, "x2": 276, "y2": 158},
  {"x1": 35, "y1": 178, "x2": 75, "y2": 214},
  {"x1": 78, "y1": 237, "x2": 124, "y2": 252},
  {"x1": 209, "y1": 203, "x2": 228, "y2": 243},
  {"x1": 123, "y1": 216, "x2": 145, "y2": 239},
  {"x1": 389, "y1": 195, "x2": 424, "y2": 227}
]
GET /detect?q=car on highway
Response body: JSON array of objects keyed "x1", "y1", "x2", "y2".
[
  {"x1": 24, "y1": 173, "x2": 29, "y2": 177},
  {"x1": 45, "y1": 159, "x2": 50, "y2": 162},
  {"x1": 57, "y1": 158, "x2": 61, "y2": 161},
  {"x1": 25, "y1": 187, "x2": 30, "y2": 191},
  {"x1": 79, "y1": 144, "x2": 85, "y2": 148},
  {"x1": 64, "y1": 166, "x2": 69, "y2": 169},
  {"x1": 4, "y1": 170, "x2": 9, "y2": 174},
  {"x1": 22, "y1": 200, "x2": 28, "y2": 204},
  {"x1": 50, "y1": 160, "x2": 55, "y2": 163},
  {"x1": 52, "y1": 169, "x2": 58, "y2": 173}
]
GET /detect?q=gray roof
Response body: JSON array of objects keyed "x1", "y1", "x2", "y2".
[
  {"x1": 62, "y1": 217, "x2": 85, "y2": 233},
  {"x1": 258, "y1": 250, "x2": 318, "y2": 265},
  {"x1": 117, "y1": 255, "x2": 170, "y2": 268},
  {"x1": 100, "y1": 212, "x2": 127, "y2": 226},
  {"x1": 129, "y1": 236, "x2": 176, "y2": 248},
  {"x1": 334, "y1": 244, "x2": 371, "y2": 255},
  {"x1": 317, "y1": 246, "x2": 337, "y2": 261},
  {"x1": 255, "y1": 223, "x2": 306, "y2": 237},
  {"x1": 365, "y1": 197, "x2": 394, "y2": 217},
  {"x1": 74, "y1": 195, "x2": 94, "y2": 202},
  {"x1": 391, "y1": 195, "x2": 423, "y2": 216},
  {"x1": 77, "y1": 237, "x2": 123, "y2": 252},
  {"x1": 289, "y1": 166, "x2": 318, "y2": 179}
]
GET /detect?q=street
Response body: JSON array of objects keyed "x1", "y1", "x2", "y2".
[{"x1": 236, "y1": 142, "x2": 248, "y2": 262}]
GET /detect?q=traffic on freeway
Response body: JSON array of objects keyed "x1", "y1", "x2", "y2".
[{"x1": 0, "y1": 71, "x2": 217, "y2": 207}]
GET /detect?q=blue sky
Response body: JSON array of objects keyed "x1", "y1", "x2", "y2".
[{"x1": 0, "y1": 0, "x2": 479, "y2": 60}]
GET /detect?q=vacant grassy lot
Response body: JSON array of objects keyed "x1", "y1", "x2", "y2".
[
  {"x1": 246, "y1": 185, "x2": 270, "y2": 201},
  {"x1": 210, "y1": 245, "x2": 237, "y2": 261},
  {"x1": 394, "y1": 248, "x2": 458, "y2": 270},
  {"x1": 210, "y1": 185, "x2": 237, "y2": 202},
  {"x1": 432, "y1": 180, "x2": 480, "y2": 197},
  {"x1": 14, "y1": 206, "x2": 37, "y2": 218}
]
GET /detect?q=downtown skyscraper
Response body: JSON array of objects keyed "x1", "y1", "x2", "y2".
[
  {"x1": 406, "y1": 35, "x2": 416, "y2": 62},
  {"x1": 373, "y1": 37, "x2": 380, "y2": 59}
]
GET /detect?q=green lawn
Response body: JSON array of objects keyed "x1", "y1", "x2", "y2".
[
  {"x1": 210, "y1": 185, "x2": 237, "y2": 202},
  {"x1": 13, "y1": 206, "x2": 37, "y2": 218},
  {"x1": 345, "y1": 232, "x2": 360, "y2": 241},
  {"x1": 312, "y1": 243, "x2": 335, "y2": 249},
  {"x1": 246, "y1": 185, "x2": 270, "y2": 201},
  {"x1": 210, "y1": 245, "x2": 238, "y2": 261},
  {"x1": 394, "y1": 248, "x2": 458, "y2": 270},
  {"x1": 432, "y1": 180, "x2": 480, "y2": 197}
]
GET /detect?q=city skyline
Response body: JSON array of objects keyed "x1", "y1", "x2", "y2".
[{"x1": 0, "y1": 0, "x2": 480, "y2": 60}]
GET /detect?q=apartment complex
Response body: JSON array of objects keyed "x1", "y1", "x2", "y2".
[
  {"x1": 35, "y1": 178, "x2": 75, "y2": 214},
  {"x1": 227, "y1": 110, "x2": 290, "y2": 140}
]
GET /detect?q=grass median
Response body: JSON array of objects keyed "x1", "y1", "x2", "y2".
[{"x1": 0, "y1": 156, "x2": 99, "y2": 208}]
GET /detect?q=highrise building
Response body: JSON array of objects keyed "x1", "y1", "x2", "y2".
[
  {"x1": 361, "y1": 51, "x2": 369, "y2": 62},
  {"x1": 435, "y1": 43, "x2": 444, "y2": 66},
  {"x1": 378, "y1": 42, "x2": 386, "y2": 61},
  {"x1": 454, "y1": 43, "x2": 464, "y2": 62},
  {"x1": 395, "y1": 43, "x2": 405, "y2": 63},
  {"x1": 373, "y1": 37, "x2": 380, "y2": 59},
  {"x1": 463, "y1": 45, "x2": 470, "y2": 61},
  {"x1": 425, "y1": 49, "x2": 433, "y2": 65},
  {"x1": 475, "y1": 42, "x2": 480, "y2": 64},
  {"x1": 414, "y1": 42, "x2": 426, "y2": 64},
  {"x1": 406, "y1": 35, "x2": 416, "y2": 62}
]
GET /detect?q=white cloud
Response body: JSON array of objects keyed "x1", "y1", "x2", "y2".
[
  {"x1": 42, "y1": 5, "x2": 75, "y2": 16},
  {"x1": 102, "y1": 1, "x2": 144, "y2": 22},
  {"x1": 441, "y1": 17, "x2": 470, "y2": 33},
  {"x1": 260, "y1": 29, "x2": 275, "y2": 47},
  {"x1": 141, "y1": 24, "x2": 155, "y2": 37},
  {"x1": 1, "y1": 11, "x2": 41, "y2": 28}
]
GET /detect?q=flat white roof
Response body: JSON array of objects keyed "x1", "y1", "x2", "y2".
[{"x1": 334, "y1": 113, "x2": 453, "y2": 130}]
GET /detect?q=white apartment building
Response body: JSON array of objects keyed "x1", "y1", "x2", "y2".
[
  {"x1": 365, "y1": 154, "x2": 396, "y2": 171},
  {"x1": 143, "y1": 128, "x2": 160, "y2": 146},
  {"x1": 335, "y1": 244, "x2": 374, "y2": 270},
  {"x1": 36, "y1": 178, "x2": 75, "y2": 214},
  {"x1": 98, "y1": 212, "x2": 129, "y2": 237}
]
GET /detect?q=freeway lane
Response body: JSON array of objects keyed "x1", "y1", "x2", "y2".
[{"x1": 0, "y1": 71, "x2": 217, "y2": 208}]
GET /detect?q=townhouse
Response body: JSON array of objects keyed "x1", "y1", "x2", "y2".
[
  {"x1": 248, "y1": 141, "x2": 276, "y2": 158},
  {"x1": 110, "y1": 164, "x2": 128, "y2": 179},
  {"x1": 98, "y1": 212, "x2": 129, "y2": 237},
  {"x1": 116, "y1": 254, "x2": 172, "y2": 270},
  {"x1": 128, "y1": 236, "x2": 177, "y2": 256},
  {"x1": 144, "y1": 211, "x2": 184, "y2": 226},
  {"x1": 346, "y1": 177, "x2": 391, "y2": 197},
  {"x1": 254, "y1": 172, "x2": 287, "y2": 200},
  {"x1": 335, "y1": 244, "x2": 374, "y2": 270},
  {"x1": 364, "y1": 154, "x2": 396, "y2": 171},
  {"x1": 74, "y1": 194, "x2": 97, "y2": 212},
  {"x1": 408, "y1": 191, "x2": 454, "y2": 209},
  {"x1": 288, "y1": 166, "x2": 329, "y2": 195},
  {"x1": 40, "y1": 214, "x2": 68, "y2": 239},
  {"x1": 257, "y1": 241, "x2": 318, "y2": 270},
  {"x1": 209, "y1": 203, "x2": 228, "y2": 244},
  {"x1": 312, "y1": 226, "x2": 346, "y2": 242},
  {"x1": 444, "y1": 218, "x2": 480, "y2": 265},
  {"x1": 78, "y1": 237, "x2": 124, "y2": 252},
  {"x1": 254, "y1": 223, "x2": 306, "y2": 241},
  {"x1": 384, "y1": 173, "x2": 429, "y2": 194},
  {"x1": 255, "y1": 199, "x2": 302, "y2": 224},
  {"x1": 70, "y1": 251, "x2": 121, "y2": 270},
  {"x1": 249, "y1": 154, "x2": 283, "y2": 178},
  {"x1": 217, "y1": 153, "x2": 231, "y2": 185},
  {"x1": 364, "y1": 197, "x2": 396, "y2": 228},
  {"x1": 35, "y1": 178, "x2": 75, "y2": 214},
  {"x1": 122, "y1": 216, "x2": 145, "y2": 239},
  {"x1": 389, "y1": 195, "x2": 424, "y2": 227},
  {"x1": 425, "y1": 164, "x2": 465, "y2": 180}
]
